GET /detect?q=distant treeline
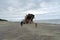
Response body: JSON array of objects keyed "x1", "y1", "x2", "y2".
[{"x1": 0, "y1": 19, "x2": 8, "y2": 21}]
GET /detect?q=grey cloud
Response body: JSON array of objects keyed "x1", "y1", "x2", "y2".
[{"x1": 0, "y1": 0, "x2": 60, "y2": 21}]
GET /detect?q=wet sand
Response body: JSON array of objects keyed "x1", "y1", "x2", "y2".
[{"x1": 0, "y1": 21, "x2": 60, "y2": 40}]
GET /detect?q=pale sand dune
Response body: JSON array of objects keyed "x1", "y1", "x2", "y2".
[{"x1": 0, "y1": 21, "x2": 60, "y2": 40}]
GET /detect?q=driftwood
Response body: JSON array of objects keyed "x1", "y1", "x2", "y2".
[{"x1": 20, "y1": 14, "x2": 37, "y2": 27}]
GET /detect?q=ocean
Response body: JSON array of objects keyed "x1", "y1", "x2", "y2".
[{"x1": 34, "y1": 19, "x2": 60, "y2": 24}]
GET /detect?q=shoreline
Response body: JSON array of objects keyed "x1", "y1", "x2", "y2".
[{"x1": 0, "y1": 21, "x2": 60, "y2": 40}]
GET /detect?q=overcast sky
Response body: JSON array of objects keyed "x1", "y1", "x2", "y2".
[{"x1": 0, "y1": 0, "x2": 60, "y2": 21}]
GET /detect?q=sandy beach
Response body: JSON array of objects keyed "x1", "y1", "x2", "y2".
[{"x1": 0, "y1": 21, "x2": 60, "y2": 40}]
